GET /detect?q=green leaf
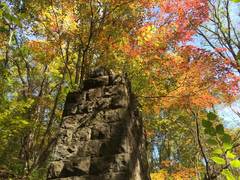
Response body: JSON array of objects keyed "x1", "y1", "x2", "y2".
[
  {"x1": 202, "y1": 119, "x2": 213, "y2": 127},
  {"x1": 220, "y1": 134, "x2": 232, "y2": 144},
  {"x1": 0, "y1": 2, "x2": 7, "y2": 10},
  {"x1": 0, "y1": 26, "x2": 8, "y2": 32},
  {"x1": 226, "y1": 151, "x2": 236, "y2": 159},
  {"x1": 206, "y1": 139, "x2": 218, "y2": 145},
  {"x1": 230, "y1": 160, "x2": 240, "y2": 168},
  {"x1": 216, "y1": 124, "x2": 224, "y2": 134},
  {"x1": 212, "y1": 148, "x2": 223, "y2": 155},
  {"x1": 223, "y1": 143, "x2": 233, "y2": 151},
  {"x1": 221, "y1": 169, "x2": 235, "y2": 180},
  {"x1": 211, "y1": 156, "x2": 225, "y2": 165},
  {"x1": 20, "y1": 120, "x2": 29, "y2": 125},
  {"x1": 207, "y1": 112, "x2": 217, "y2": 120},
  {"x1": 0, "y1": 9, "x2": 3, "y2": 17},
  {"x1": 204, "y1": 127, "x2": 216, "y2": 136}
]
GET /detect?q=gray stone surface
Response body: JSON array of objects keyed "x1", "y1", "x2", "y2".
[{"x1": 47, "y1": 67, "x2": 150, "y2": 180}]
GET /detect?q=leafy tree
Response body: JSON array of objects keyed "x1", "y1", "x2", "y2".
[
  {"x1": 0, "y1": 0, "x2": 239, "y2": 179},
  {"x1": 197, "y1": 0, "x2": 240, "y2": 74}
]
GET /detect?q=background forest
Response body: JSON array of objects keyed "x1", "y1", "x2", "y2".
[{"x1": 0, "y1": 0, "x2": 240, "y2": 179}]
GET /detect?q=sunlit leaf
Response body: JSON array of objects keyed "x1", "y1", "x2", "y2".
[
  {"x1": 230, "y1": 160, "x2": 240, "y2": 168},
  {"x1": 212, "y1": 148, "x2": 223, "y2": 155},
  {"x1": 211, "y1": 156, "x2": 225, "y2": 165},
  {"x1": 223, "y1": 143, "x2": 233, "y2": 151},
  {"x1": 221, "y1": 169, "x2": 235, "y2": 180},
  {"x1": 226, "y1": 151, "x2": 236, "y2": 159}
]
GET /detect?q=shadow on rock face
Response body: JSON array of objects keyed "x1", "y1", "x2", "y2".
[{"x1": 47, "y1": 68, "x2": 150, "y2": 180}]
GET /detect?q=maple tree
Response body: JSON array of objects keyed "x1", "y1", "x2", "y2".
[
  {"x1": 197, "y1": 0, "x2": 240, "y2": 74},
  {"x1": 126, "y1": 0, "x2": 240, "y2": 179},
  {"x1": 0, "y1": 0, "x2": 239, "y2": 179}
]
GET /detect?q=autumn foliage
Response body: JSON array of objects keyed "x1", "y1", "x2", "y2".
[{"x1": 0, "y1": 0, "x2": 240, "y2": 179}]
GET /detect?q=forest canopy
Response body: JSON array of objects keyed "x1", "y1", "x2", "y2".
[{"x1": 0, "y1": 0, "x2": 240, "y2": 179}]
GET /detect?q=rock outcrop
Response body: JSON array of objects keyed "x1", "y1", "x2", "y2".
[{"x1": 47, "y1": 68, "x2": 150, "y2": 180}]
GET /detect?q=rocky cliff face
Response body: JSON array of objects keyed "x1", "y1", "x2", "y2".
[{"x1": 47, "y1": 68, "x2": 150, "y2": 180}]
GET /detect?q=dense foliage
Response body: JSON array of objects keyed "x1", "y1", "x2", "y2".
[{"x1": 0, "y1": 0, "x2": 240, "y2": 179}]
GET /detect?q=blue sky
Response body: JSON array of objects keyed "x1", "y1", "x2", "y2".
[
  {"x1": 193, "y1": 1, "x2": 240, "y2": 129},
  {"x1": 215, "y1": 2, "x2": 240, "y2": 129},
  {"x1": 216, "y1": 102, "x2": 240, "y2": 128}
]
